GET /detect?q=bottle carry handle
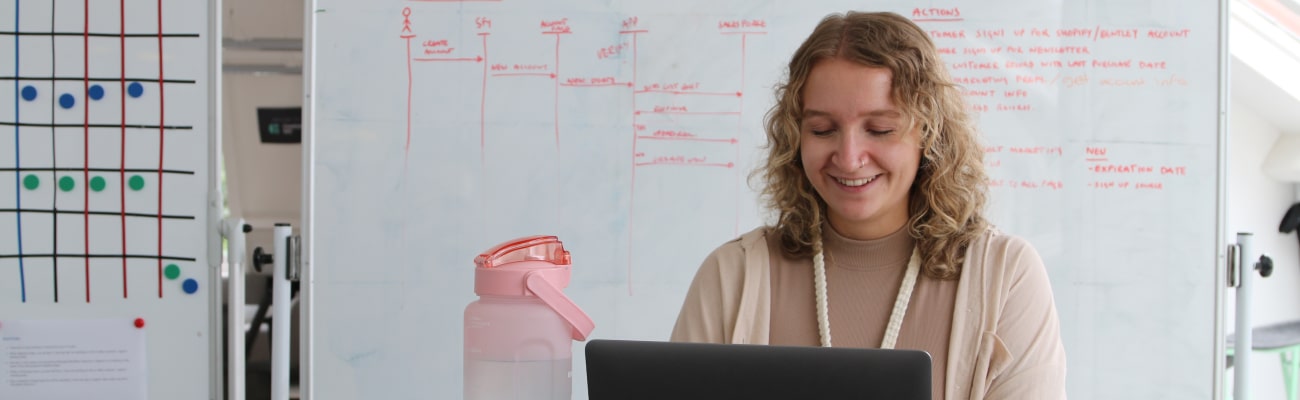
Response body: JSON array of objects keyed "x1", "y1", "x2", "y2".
[{"x1": 525, "y1": 271, "x2": 595, "y2": 341}]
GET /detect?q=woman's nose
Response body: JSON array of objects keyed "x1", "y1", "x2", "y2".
[{"x1": 832, "y1": 131, "x2": 868, "y2": 171}]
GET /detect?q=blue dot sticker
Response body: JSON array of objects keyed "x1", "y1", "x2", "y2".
[
  {"x1": 127, "y1": 82, "x2": 144, "y2": 98},
  {"x1": 58, "y1": 93, "x2": 75, "y2": 109},
  {"x1": 88, "y1": 84, "x2": 104, "y2": 100},
  {"x1": 20, "y1": 85, "x2": 37, "y2": 101},
  {"x1": 182, "y1": 278, "x2": 199, "y2": 294}
]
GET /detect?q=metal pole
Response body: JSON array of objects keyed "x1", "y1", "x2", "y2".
[
  {"x1": 272, "y1": 224, "x2": 292, "y2": 400},
  {"x1": 1235, "y1": 232, "x2": 1254, "y2": 400},
  {"x1": 223, "y1": 218, "x2": 247, "y2": 400}
]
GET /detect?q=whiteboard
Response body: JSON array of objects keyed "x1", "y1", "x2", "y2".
[
  {"x1": 307, "y1": 0, "x2": 1225, "y2": 399},
  {"x1": 0, "y1": 0, "x2": 220, "y2": 399}
]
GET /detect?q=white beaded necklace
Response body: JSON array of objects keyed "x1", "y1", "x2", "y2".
[{"x1": 813, "y1": 235, "x2": 922, "y2": 349}]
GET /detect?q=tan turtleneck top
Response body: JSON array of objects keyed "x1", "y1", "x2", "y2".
[{"x1": 768, "y1": 224, "x2": 958, "y2": 400}]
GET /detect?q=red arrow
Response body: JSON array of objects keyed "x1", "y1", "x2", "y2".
[
  {"x1": 414, "y1": 56, "x2": 483, "y2": 62},
  {"x1": 634, "y1": 161, "x2": 735, "y2": 168},
  {"x1": 636, "y1": 136, "x2": 738, "y2": 144},
  {"x1": 492, "y1": 72, "x2": 554, "y2": 78},
  {"x1": 558, "y1": 81, "x2": 635, "y2": 87},
  {"x1": 634, "y1": 89, "x2": 744, "y2": 97}
]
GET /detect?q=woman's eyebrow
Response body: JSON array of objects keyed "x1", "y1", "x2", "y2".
[{"x1": 802, "y1": 109, "x2": 902, "y2": 118}]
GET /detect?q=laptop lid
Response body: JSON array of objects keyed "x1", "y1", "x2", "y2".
[{"x1": 585, "y1": 339, "x2": 931, "y2": 400}]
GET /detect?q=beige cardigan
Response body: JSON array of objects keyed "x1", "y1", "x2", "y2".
[{"x1": 670, "y1": 227, "x2": 1067, "y2": 400}]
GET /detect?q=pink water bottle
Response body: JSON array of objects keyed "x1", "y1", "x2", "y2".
[{"x1": 465, "y1": 235, "x2": 595, "y2": 400}]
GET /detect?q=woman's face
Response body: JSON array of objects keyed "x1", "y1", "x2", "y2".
[{"x1": 799, "y1": 58, "x2": 922, "y2": 240}]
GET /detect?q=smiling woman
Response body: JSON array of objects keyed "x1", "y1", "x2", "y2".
[
  {"x1": 670, "y1": 11, "x2": 1067, "y2": 400},
  {"x1": 797, "y1": 60, "x2": 920, "y2": 242}
]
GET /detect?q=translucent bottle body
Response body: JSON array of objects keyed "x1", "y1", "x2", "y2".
[{"x1": 464, "y1": 295, "x2": 572, "y2": 400}]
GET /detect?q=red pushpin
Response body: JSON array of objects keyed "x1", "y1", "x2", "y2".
[{"x1": 134, "y1": 318, "x2": 145, "y2": 329}]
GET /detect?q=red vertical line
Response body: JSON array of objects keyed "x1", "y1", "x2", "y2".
[
  {"x1": 49, "y1": 0, "x2": 58, "y2": 302},
  {"x1": 83, "y1": 0, "x2": 91, "y2": 303},
  {"x1": 404, "y1": 35, "x2": 412, "y2": 158},
  {"x1": 553, "y1": 34, "x2": 560, "y2": 151},
  {"x1": 480, "y1": 33, "x2": 488, "y2": 166},
  {"x1": 15, "y1": 0, "x2": 27, "y2": 303},
  {"x1": 626, "y1": 32, "x2": 638, "y2": 296},
  {"x1": 120, "y1": 0, "x2": 128, "y2": 298},
  {"x1": 478, "y1": 34, "x2": 489, "y2": 235},
  {"x1": 156, "y1": 0, "x2": 165, "y2": 298},
  {"x1": 734, "y1": 34, "x2": 746, "y2": 237},
  {"x1": 553, "y1": 33, "x2": 561, "y2": 224}
]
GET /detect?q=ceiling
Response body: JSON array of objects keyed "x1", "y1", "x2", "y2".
[
  {"x1": 1234, "y1": 0, "x2": 1300, "y2": 136},
  {"x1": 222, "y1": 0, "x2": 302, "y2": 75}
]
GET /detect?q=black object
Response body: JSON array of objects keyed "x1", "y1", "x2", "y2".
[
  {"x1": 246, "y1": 246, "x2": 273, "y2": 357},
  {"x1": 1284, "y1": 203, "x2": 1300, "y2": 272},
  {"x1": 246, "y1": 275, "x2": 275, "y2": 358},
  {"x1": 1281, "y1": 202, "x2": 1300, "y2": 234},
  {"x1": 257, "y1": 107, "x2": 302, "y2": 143},
  {"x1": 1257, "y1": 255, "x2": 1274, "y2": 278},
  {"x1": 252, "y1": 247, "x2": 273, "y2": 273},
  {"x1": 585, "y1": 339, "x2": 932, "y2": 400},
  {"x1": 244, "y1": 244, "x2": 300, "y2": 359}
]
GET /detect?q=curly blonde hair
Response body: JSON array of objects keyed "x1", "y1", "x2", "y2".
[{"x1": 759, "y1": 11, "x2": 988, "y2": 280}]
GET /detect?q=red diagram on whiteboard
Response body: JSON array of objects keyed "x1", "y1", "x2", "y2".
[{"x1": 399, "y1": 8, "x2": 764, "y2": 293}]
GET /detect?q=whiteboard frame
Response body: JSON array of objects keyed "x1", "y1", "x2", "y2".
[
  {"x1": 1213, "y1": 0, "x2": 1230, "y2": 398},
  {"x1": 207, "y1": 0, "x2": 225, "y2": 399},
  {"x1": 300, "y1": 0, "x2": 318, "y2": 399}
]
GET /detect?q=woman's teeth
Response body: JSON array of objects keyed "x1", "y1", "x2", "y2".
[{"x1": 835, "y1": 176, "x2": 875, "y2": 187}]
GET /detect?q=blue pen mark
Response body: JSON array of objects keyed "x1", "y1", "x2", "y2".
[
  {"x1": 20, "y1": 85, "x2": 36, "y2": 101},
  {"x1": 127, "y1": 82, "x2": 143, "y2": 98},
  {"x1": 58, "y1": 93, "x2": 74, "y2": 109},
  {"x1": 14, "y1": 0, "x2": 26, "y2": 302},
  {"x1": 87, "y1": 84, "x2": 104, "y2": 100},
  {"x1": 182, "y1": 278, "x2": 199, "y2": 294}
]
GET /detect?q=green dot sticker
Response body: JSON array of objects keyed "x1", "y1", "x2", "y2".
[
  {"x1": 90, "y1": 176, "x2": 107, "y2": 192},
  {"x1": 22, "y1": 174, "x2": 39, "y2": 190},
  {"x1": 58, "y1": 176, "x2": 75, "y2": 192},
  {"x1": 128, "y1": 175, "x2": 145, "y2": 191},
  {"x1": 164, "y1": 264, "x2": 181, "y2": 280}
]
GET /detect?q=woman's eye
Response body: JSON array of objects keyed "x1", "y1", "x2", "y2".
[
  {"x1": 868, "y1": 129, "x2": 895, "y2": 136},
  {"x1": 810, "y1": 128, "x2": 835, "y2": 136}
]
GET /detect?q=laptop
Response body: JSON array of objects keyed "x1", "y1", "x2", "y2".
[{"x1": 585, "y1": 339, "x2": 931, "y2": 400}]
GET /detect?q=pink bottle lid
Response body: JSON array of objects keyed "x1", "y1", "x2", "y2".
[
  {"x1": 474, "y1": 235, "x2": 571, "y2": 269},
  {"x1": 474, "y1": 235, "x2": 594, "y2": 341}
]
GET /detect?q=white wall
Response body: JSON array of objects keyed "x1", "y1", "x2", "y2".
[
  {"x1": 220, "y1": 0, "x2": 304, "y2": 248},
  {"x1": 221, "y1": 73, "x2": 303, "y2": 253},
  {"x1": 1225, "y1": 101, "x2": 1300, "y2": 400}
]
